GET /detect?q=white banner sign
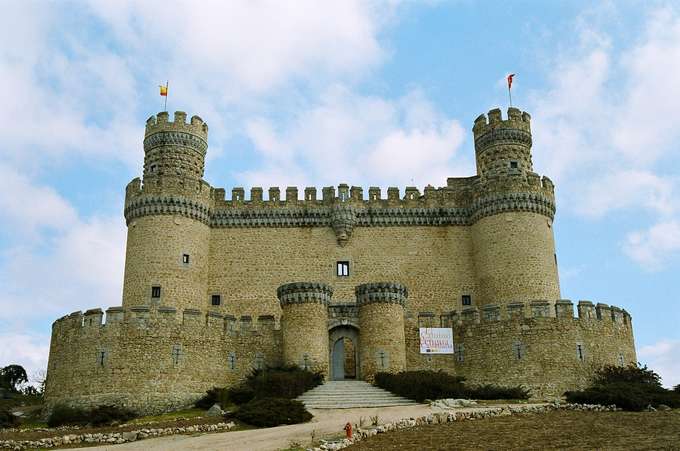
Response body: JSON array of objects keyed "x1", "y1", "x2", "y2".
[{"x1": 419, "y1": 328, "x2": 454, "y2": 354}]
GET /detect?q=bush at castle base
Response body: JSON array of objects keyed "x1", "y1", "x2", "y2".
[
  {"x1": 244, "y1": 365, "x2": 323, "y2": 400},
  {"x1": 233, "y1": 398, "x2": 312, "y2": 427},
  {"x1": 196, "y1": 366, "x2": 323, "y2": 410},
  {"x1": 0, "y1": 408, "x2": 19, "y2": 428},
  {"x1": 47, "y1": 405, "x2": 137, "y2": 427},
  {"x1": 565, "y1": 364, "x2": 680, "y2": 411},
  {"x1": 374, "y1": 370, "x2": 530, "y2": 403}
]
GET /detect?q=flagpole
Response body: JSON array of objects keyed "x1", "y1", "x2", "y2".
[
  {"x1": 164, "y1": 81, "x2": 168, "y2": 112},
  {"x1": 508, "y1": 84, "x2": 512, "y2": 108}
]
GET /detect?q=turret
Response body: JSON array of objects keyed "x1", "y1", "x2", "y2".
[
  {"x1": 473, "y1": 107, "x2": 532, "y2": 177},
  {"x1": 277, "y1": 282, "x2": 332, "y2": 377},
  {"x1": 470, "y1": 108, "x2": 560, "y2": 309},
  {"x1": 143, "y1": 111, "x2": 208, "y2": 182},
  {"x1": 121, "y1": 112, "x2": 212, "y2": 312},
  {"x1": 356, "y1": 283, "x2": 408, "y2": 381}
]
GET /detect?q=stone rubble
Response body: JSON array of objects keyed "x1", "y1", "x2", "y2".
[
  {"x1": 0, "y1": 421, "x2": 235, "y2": 450},
  {"x1": 307, "y1": 403, "x2": 620, "y2": 451}
]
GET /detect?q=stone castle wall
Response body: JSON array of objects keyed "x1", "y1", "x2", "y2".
[
  {"x1": 44, "y1": 307, "x2": 281, "y2": 415},
  {"x1": 406, "y1": 300, "x2": 635, "y2": 397}
]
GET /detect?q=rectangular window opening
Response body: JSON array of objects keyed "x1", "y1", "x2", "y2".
[
  {"x1": 510, "y1": 161, "x2": 519, "y2": 169},
  {"x1": 337, "y1": 261, "x2": 350, "y2": 277},
  {"x1": 151, "y1": 286, "x2": 161, "y2": 298},
  {"x1": 211, "y1": 294, "x2": 221, "y2": 306},
  {"x1": 462, "y1": 295, "x2": 472, "y2": 306},
  {"x1": 577, "y1": 344, "x2": 584, "y2": 361},
  {"x1": 182, "y1": 254, "x2": 190, "y2": 264}
]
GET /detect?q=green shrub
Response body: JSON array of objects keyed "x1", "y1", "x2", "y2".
[
  {"x1": 374, "y1": 371, "x2": 529, "y2": 402},
  {"x1": 195, "y1": 387, "x2": 230, "y2": 409},
  {"x1": 89, "y1": 405, "x2": 136, "y2": 426},
  {"x1": 244, "y1": 365, "x2": 323, "y2": 400},
  {"x1": 47, "y1": 405, "x2": 89, "y2": 427},
  {"x1": 47, "y1": 404, "x2": 137, "y2": 427},
  {"x1": 227, "y1": 385, "x2": 256, "y2": 405},
  {"x1": 234, "y1": 398, "x2": 312, "y2": 427},
  {"x1": 0, "y1": 408, "x2": 19, "y2": 428},
  {"x1": 673, "y1": 384, "x2": 680, "y2": 394},
  {"x1": 467, "y1": 384, "x2": 531, "y2": 400},
  {"x1": 564, "y1": 364, "x2": 680, "y2": 411}
]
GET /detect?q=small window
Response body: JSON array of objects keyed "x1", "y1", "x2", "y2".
[
  {"x1": 456, "y1": 344, "x2": 464, "y2": 362},
  {"x1": 182, "y1": 254, "x2": 190, "y2": 264},
  {"x1": 618, "y1": 353, "x2": 625, "y2": 366},
  {"x1": 513, "y1": 342, "x2": 524, "y2": 360},
  {"x1": 150, "y1": 164, "x2": 157, "y2": 173},
  {"x1": 171, "y1": 345, "x2": 182, "y2": 365},
  {"x1": 228, "y1": 352, "x2": 237, "y2": 370},
  {"x1": 510, "y1": 161, "x2": 519, "y2": 169},
  {"x1": 337, "y1": 261, "x2": 350, "y2": 277},
  {"x1": 576, "y1": 344, "x2": 584, "y2": 362},
  {"x1": 211, "y1": 294, "x2": 221, "y2": 306},
  {"x1": 97, "y1": 350, "x2": 106, "y2": 367},
  {"x1": 462, "y1": 295, "x2": 472, "y2": 306},
  {"x1": 151, "y1": 286, "x2": 161, "y2": 298}
]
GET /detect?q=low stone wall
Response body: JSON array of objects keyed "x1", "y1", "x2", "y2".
[
  {"x1": 0, "y1": 422, "x2": 235, "y2": 450},
  {"x1": 314, "y1": 403, "x2": 619, "y2": 450}
]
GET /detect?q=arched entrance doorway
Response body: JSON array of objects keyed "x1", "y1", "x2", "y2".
[{"x1": 329, "y1": 326, "x2": 359, "y2": 381}]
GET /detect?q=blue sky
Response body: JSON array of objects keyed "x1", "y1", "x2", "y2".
[{"x1": 1, "y1": 0, "x2": 679, "y2": 387}]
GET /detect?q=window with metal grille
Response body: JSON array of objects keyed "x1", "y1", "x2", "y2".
[
  {"x1": 182, "y1": 253, "x2": 190, "y2": 264},
  {"x1": 337, "y1": 261, "x2": 349, "y2": 277},
  {"x1": 211, "y1": 294, "x2": 221, "y2": 306},
  {"x1": 151, "y1": 286, "x2": 161, "y2": 298},
  {"x1": 462, "y1": 295, "x2": 472, "y2": 306}
]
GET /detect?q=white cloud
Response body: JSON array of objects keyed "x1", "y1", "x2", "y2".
[
  {"x1": 239, "y1": 87, "x2": 469, "y2": 191},
  {"x1": 623, "y1": 221, "x2": 680, "y2": 271},
  {"x1": 529, "y1": 6, "x2": 680, "y2": 270},
  {"x1": 639, "y1": 339, "x2": 680, "y2": 388},
  {"x1": 0, "y1": 333, "x2": 50, "y2": 385}
]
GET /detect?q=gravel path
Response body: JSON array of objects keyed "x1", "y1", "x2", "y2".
[{"x1": 85, "y1": 403, "x2": 537, "y2": 451}]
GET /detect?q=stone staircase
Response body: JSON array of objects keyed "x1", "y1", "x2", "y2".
[{"x1": 296, "y1": 380, "x2": 420, "y2": 409}]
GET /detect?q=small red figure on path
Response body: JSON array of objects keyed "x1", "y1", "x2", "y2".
[{"x1": 344, "y1": 422, "x2": 353, "y2": 439}]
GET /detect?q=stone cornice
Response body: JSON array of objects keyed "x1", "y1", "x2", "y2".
[
  {"x1": 277, "y1": 282, "x2": 333, "y2": 306},
  {"x1": 474, "y1": 128, "x2": 532, "y2": 153},
  {"x1": 143, "y1": 131, "x2": 208, "y2": 155},
  {"x1": 124, "y1": 192, "x2": 555, "y2": 228},
  {"x1": 355, "y1": 282, "x2": 408, "y2": 307}
]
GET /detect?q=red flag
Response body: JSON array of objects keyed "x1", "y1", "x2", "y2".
[{"x1": 507, "y1": 73, "x2": 515, "y2": 89}]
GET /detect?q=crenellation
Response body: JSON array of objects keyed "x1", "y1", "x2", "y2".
[
  {"x1": 304, "y1": 187, "x2": 317, "y2": 201},
  {"x1": 232, "y1": 187, "x2": 245, "y2": 203},
  {"x1": 286, "y1": 186, "x2": 298, "y2": 202},
  {"x1": 507, "y1": 302, "x2": 526, "y2": 320},
  {"x1": 268, "y1": 187, "x2": 280, "y2": 202},
  {"x1": 350, "y1": 185, "x2": 363, "y2": 201},
  {"x1": 251, "y1": 187, "x2": 263, "y2": 202},
  {"x1": 530, "y1": 300, "x2": 552, "y2": 318},
  {"x1": 387, "y1": 187, "x2": 399, "y2": 201},
  {"x1": 555, "y1": 300, "x2": 574, "y2": 318},
  {"x1": 596, "y1": 303, "x2": 612, "y2": 321},
  {"x1": 368, "y1": 186, "x2": 381, "y2": 200}
]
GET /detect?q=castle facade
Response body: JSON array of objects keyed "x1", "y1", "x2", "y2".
[{"x1": 44, "y1": 107, "x2": 636, "y2": 414}]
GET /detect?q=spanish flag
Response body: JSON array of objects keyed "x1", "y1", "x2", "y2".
[{"x1": 159, "y1": 84, "x2": 168, "y2": 96}]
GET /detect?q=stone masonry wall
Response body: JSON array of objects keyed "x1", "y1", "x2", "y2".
[
  {"x1": 44, "y1": 307, "x2": 281, "y2": 415},
  {"x1": 358, "y1": 303, "x2": 406, "y2": 382},
  {"x1": 471, "y1": 212, "x2": 560, "y2": 307},
  {"x1": 280, "y1": 302, "x2": 330, "y2": 377}
]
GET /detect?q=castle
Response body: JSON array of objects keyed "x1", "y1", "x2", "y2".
[{"x1": 44, "y1": 107, "x2": 636, "y2": 414}]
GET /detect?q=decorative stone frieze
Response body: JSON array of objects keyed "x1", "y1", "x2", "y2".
[
  {"x1": 277, "y1": 282, "x2": 334, "y2": 306},
  {"x1": 355, "y1": 282, "x2": 408, "y2": 307}
]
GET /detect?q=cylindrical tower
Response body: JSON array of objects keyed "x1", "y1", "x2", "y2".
[
  {"x1": 277, "y1": 282, "x2": 332, "y2": 377},
  {"x1": 470, "y1": 107, "x2": 560, "y2": 308},
  {"x1": 121, "y1": 111, "x2": 212, "y2": 311},
  {"x1": 356, "y1": 283, "x2": 408, "y2": 381}
]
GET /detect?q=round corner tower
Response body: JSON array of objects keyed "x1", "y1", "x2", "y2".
[
  {"x1": 121, "y1": 111, "x2": 212, "y2": 311},
  {"x1": 277, "y1": 282, "x2": 332, "y2": 377},
  {"x1": 470, "y1": 107, "x2": 560, "y2": 308},
  {"x1": 356, "y1": 283, "x2": 407, "y2": 381}
]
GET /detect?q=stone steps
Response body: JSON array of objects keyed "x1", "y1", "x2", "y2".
[{"x1": 297, "y1": 381, "x2": 419, "y2": 409}]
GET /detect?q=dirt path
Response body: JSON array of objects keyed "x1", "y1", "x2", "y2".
[{"x1": 84, "y1": 404, "x2": 534, "y2": 451}]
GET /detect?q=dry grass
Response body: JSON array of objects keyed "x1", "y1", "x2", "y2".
[{"x1": 347, "y1": 410, "x2": 680, "y2": 450}]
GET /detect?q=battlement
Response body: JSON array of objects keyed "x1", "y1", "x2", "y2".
[
  {"x1": 439, "y1": 300, "x2": 632, "y2": 327},
  {"x1": 472, "y1": 107, "x2": 531, "y2": 138},
  {"x1": 52, "y1": 306, "x2": 279, "y2": 336},
  {"x1": 144, "y1": 111, "x2": 208, "y2": 141}
]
